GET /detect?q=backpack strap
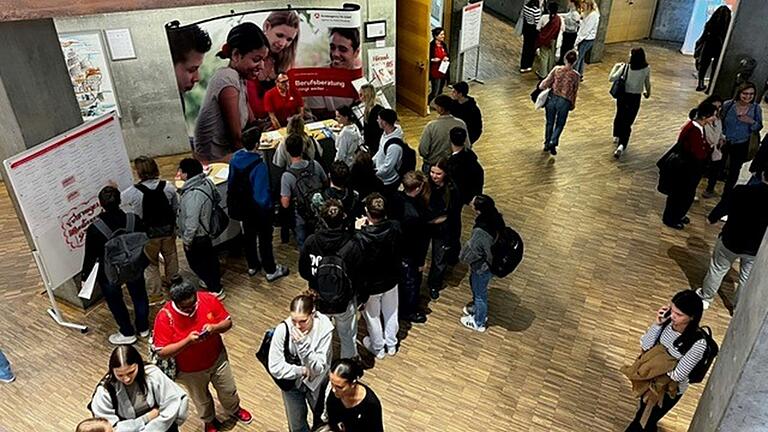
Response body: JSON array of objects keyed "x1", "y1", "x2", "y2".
[
  {"x1": 654, "y1": 319, "x2": 671, "y2": 347},
  {"x1": 282, "y1": 321, "x2": 291, "y2": 359},
  {"x1": 134, "y1": 183, "x2": 150, "y2": 194},
  {"x1": 92, "y1": 218, "x2": 114, "y2": 240},
  {"x1": 384, "y1": 138, "x2": 403, "y2": 154},
  {"x1": 287, "y1": 160, "x2": 314, "y2": 179},
  {"x1": 125, "y1": 213, "x2": 136, "y2": 233}
]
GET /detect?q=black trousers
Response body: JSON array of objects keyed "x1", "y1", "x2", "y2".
[
  {"x1": 708, "y1": 141, "x2": 749, "y2": 222},
  {"x1": 613, "y1": 93, "x2": 642, "y2": 147},
  {"x1": 400, "y1": 258, "x2": 423, "y2": 317},
  {"x1": 663, "y1": 167, "x2": 704, "y2": 225},
  {"x1": 624, "y1": 393, "x2": 681, "y2": 431},
  {"x1": 520, "y1": 22, "x2": 538, "y2": 70},
  {"x1": 184, "y1": 236, "x2": 222, "y2": 293},
  {"x1": 698, "y1": 44, "x2": 723, "y2": 84},
  {"x1": 242, "y1": 207, "x2": 277, "y2": 274},
  {"x1": 558, "y1": 31, "x2": 577, "y2": 64}
]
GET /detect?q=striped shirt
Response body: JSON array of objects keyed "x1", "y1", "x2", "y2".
[
  {"x1": 522, "y1": 4, "x2": 542, "y2": 26},
  {"x1": 640, "y1": 323, "x2": 707, "y2": 394}
]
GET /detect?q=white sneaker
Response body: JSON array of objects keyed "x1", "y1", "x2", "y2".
[
  {"x1": 139, "y1": 330, "x2": 150, "y2": 339},
  {"x1": 213, "y1": 290, "x2": 226, "y2": 300},
  {"x1": 198, "y1": 280, "x2": 207, "y2": 289},
  {"x1": 266, "y1": 265, "x2": 289, "y2": 282},
  {"x1": 247, "y1": 268, "x2": 259, "y2": 277},
  {"x1": 460, "y1": 315, "x2": 486, "y2": 332},
  {"x1": 426, "y1": 106, "x2": 431, "y2": 115},
  {"x1": 362, "y1": 336, "x2": 385, "y2": 359},
  {"x1": 720, "y1": 215, "x2": 728, "y2": 222},
  {"x1": 0, "y1": 375, "x2": 15, "y2": 384},
  {"x1": 108, "y1": 332, "x2": 137, "y2": 345},
  {"x1": 695, "y1": 288, "x2": 712, "y2": 310},
  {"x1": 385, "y1": 345, "x2": 397, "y2": 357},
  {"x1": 614, "y1": 145, "x2": 624, "y2": 159}
]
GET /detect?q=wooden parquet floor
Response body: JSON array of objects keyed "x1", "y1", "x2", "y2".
[{"x1": 0, "y1": 19, "x2": 735, "y2": 432}]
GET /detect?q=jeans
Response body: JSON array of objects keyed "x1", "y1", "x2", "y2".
[
  {"x1": 400, "y1": 258, "x2": 423, "y2": 317},
  {"x1": 242, "y1": 207, "x2": 277, "y2": 274},
  {"x1": 282, "y1": 381, "x2": 327, "y2": 432},
  {"x1": 363, "y1": 285, "x2": 399, "y2": 352},
  {"x1": 144, "y1": 235, "x2": 179, "y2": 297},
  {"x1": 470, "y1": 267, "x2": 492, "y2": 326},
  {"x1": 520, "y1": 22, "x2": 538, "y2": 69},
  {"x1": 176, "y1": 350, "x2": 240, "y2": 424},
  {"x1": 625, "y1": 393, "x2": 681, "y2": 431},
  {"x1": 700, "y1": 237, "x2": 755, "y2": 306},
  {"x1": 184, "y1": 236, "x2": 222, "y2": 293},
  {"x1": 708, "y1": 141, "x2": 749, "y2": 222},
  {"x1": 575, "y1": 39, "x2": 594, "y2": 76},
  {"x1": 0, "y1": 349, "x2": 13, "y2": 381},
  {"x1": 329, "y1": 301, "x2": 359, "y2": 359},
  {"x1": 544, "y1": 94, "x2": 571, "y2": 149},
  {"x1": 428, "y1": 77, "x2": 446, "y2": 104},
  {"x1": 613, "y1": 93, "x2": 642, "y2": 147},
  {"x1": 295, "y1": 213, "x2": 311, "y2": 251},
  {"x1": 99, "y1": 275, "x2": 149, "y2": 337},
  {"x1": 427, "y1": 228, "x2": 451, "y2": 292}
]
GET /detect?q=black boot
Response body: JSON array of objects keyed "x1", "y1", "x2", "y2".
[{"x1": 696, "y1": 79, "x2": 706, "y2": 92}]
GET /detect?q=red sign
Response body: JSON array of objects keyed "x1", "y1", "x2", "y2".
[{"x1": 288, "y1": 67, "x2": 364, "y2": 99}]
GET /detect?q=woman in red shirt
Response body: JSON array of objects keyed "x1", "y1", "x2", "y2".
[
  {"x1": 662, "y1": 102, "x2": 717, "y2": 229},
  {"x1": 428, "y1": 27, "x2": 449, "y2": 106}
]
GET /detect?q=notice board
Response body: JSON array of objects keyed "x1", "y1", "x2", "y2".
[
  {"x1": 460, "y1": 1, "x2": 484, "y2": 53},
  {"x1": 3, "y1": 113, "x2": 133, "y2": 290}
]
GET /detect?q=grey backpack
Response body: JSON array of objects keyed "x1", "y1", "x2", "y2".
[{"x1": 93, "y1": 213, "x2": 149, "y2": 285}]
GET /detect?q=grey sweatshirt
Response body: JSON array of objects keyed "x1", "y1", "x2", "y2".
[
  {"x1": 373, "y1": 125, "x2": 404, "y2": 186},
  {"x1": 609, "y1": 63, "x2": 651, "y2": 96},
  {"x1": 177, "y1": 173, "x2": 219, "y2": 245}
]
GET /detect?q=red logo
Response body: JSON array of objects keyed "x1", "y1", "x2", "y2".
[{"x1": 60, "y1": 198, "x2": 101, "y2": 250}]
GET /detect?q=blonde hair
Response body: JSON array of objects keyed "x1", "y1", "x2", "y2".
[
  {"x1": 76, "y1": 418, "x2": 112, "y2": 432},
  {"x1": 360, "y1": 84, "x2": 377, "y2": 120},
  {"x1": 286, "y1": 114, "x2": 307, "y2": 138},
  {"x1": 581, "y1": 0, "x2": 598, "y2": 14}
]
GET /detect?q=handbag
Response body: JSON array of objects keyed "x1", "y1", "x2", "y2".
[
  {"x1": 256, "y1": 322, "x2": 302, "y2": 391},
  {"x1": 609, "y1": 64, "x2": 628, "y2": 99},
  {"x1": 748, "y1": 131, "x2": 761, "y2": 161},
  {"x1": 535, "y1": 88, "x2": 550, "y2": 110},
  {"x1": 657, "y1": 142, "x2": 685, "y2": 195},
  {"x1": 530, "y1": 84, "x2": 543, "y2": 103},
  {"x1": 149, "y1": 308, "x2": 177, "y2": 380}
]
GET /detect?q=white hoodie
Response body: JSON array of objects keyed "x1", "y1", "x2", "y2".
[
  {"x1": 268, "y1": 312, "x2": 334, "y2": 393},
  {"x1": 373, "y1": 125, "x2": 405, "y2": 186}
]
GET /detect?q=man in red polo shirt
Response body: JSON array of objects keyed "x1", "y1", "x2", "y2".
[
  {"x1": 153, "y1": 279, "x2": 252, "y2": 432},
  {"x1": 264, "y1": 72, "x2": 304, "y2": 130}
]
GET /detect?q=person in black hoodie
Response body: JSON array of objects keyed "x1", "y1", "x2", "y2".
[
  {"x1": 426, "y1": 158, "x2": 463, "y2": 299},
  {"x1": 81, "y1": 186, "x2": 149, "y2": 346},
  {"x1": 323, "y1": 161, "x2": 360, "y2": 229},
  {"x1": 450, "y1": 81, "x2": 483, "y2": 145},
  {"x1": 447, "y1": 127, "x2": 484, "y2": 206},
  {"x1": 299, "y1": 199, "x2": 358, "y2": 359},
  {"x1": 394, "y1": 171, "x2": 431, "y2": 324},
  {"x1": 347, "y1": 193, "x2": 402, "y2": 359},
  {"x1": 348, "y1": 151, "x2": 384, "y2": 202}
]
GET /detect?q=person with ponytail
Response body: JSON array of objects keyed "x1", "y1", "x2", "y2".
[
  {"x1": 323, "y1": 358, "x2": 384, "y2": 432},
  {"x1": 624, "y1": 290, "x2": 707, "y2": 431},
  {"x1": 194, "y1": 22, "x2": 269, "y2": 162},
  {"x1": 89, "y1": 345, "x2": 189, "y2": 431},
  {"x1": 268, "y1": 293, "x2": 334, "y2": 432},
  {"x1": 459, "y1": 195, "x2": 505, "y2": 332}
]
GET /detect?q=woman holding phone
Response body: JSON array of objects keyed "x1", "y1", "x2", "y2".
[{"x1": 624, "y1": 290, "x2": 706, "y2": 431}]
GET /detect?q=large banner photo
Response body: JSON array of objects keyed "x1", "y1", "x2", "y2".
[{"x1": 167, "y1": 5, "x2": 363, "y2": 162}]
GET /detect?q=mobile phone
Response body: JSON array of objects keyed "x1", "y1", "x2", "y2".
[
  {"x1": 199, "y1": 328, "x2": 210, "y2": 337},
  {"x1": 662, "y1": 308, "x2": 671, "y2": 319}
]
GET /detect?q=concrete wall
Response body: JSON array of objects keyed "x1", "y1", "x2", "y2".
[
  {"x1": 650, "y1": 0, "x2": 694, "y2": 43},
  {"x1": 54, "y1": 0, "x2": 397, "y2": 159},
  {"x1": 712, "y1": 0, "x2": 768, "y2": 100},
  {"x1": 688, "y1": 230, "x2": 768, "y2": 431}
]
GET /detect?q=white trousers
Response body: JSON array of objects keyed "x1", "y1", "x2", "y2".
[{"x1": 363, "y1": 285, "x2": 399, "y2": 352}]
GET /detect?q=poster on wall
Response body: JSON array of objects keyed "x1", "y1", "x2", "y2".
[
  {"x1": 167, "y1": 5, "x2": 364, "y2": 161},
  {"x1": 58, "y1": 32, "x2": 119, "y2": 121},
  {"x1": 368, "y1": 47, "x2": 395, "y2": 88},
  {"x1": 681, "y1": 0, "x2": 739, "y2": 55}
]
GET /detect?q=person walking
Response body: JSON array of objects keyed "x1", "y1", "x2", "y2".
[
  {"x1": 574, "y1": 0, "x2": 600, "y2": 78},
  {"x1": 707, "y1": 82, "x2": 763, "y2": 223},
  {"x1": 534, "y1": 2, "x2": 562, "y2": 79},
  {"x1": 82, "y1": 186, "x2": 150, "y2": 345},
  {"x1": 662, "y1": 102, "x2": 717, "y2": 229},
  {"x1": 152, "y1": 279, "x2": 253, "y2": 432},
  {"x1": 324, "y1": 358, "x2": 384, "y2": 432},
  {"x1": 609, "y1": 47, "x2": 652, "y2": 158},
  {"x1": 694, "y1": 5, "x2": 731, "y2": 92},
  {"x1": 419, "y1": 95, "x2": 471, "y2": 172},
  {"x1": 623, "y1": 290, "x2": 706, "y2": 432},
  {"x1": 177, "y1": 158, "x2": 224, "y2": 298},
  {"x1": 459, "y1": 195, "x2": 505, "y2": 333},
  {"x1": 426, "y1": 159, "x2": 462, "y2": 299},
  {"x1": 428, "y1": 27, "x2": 449, "y2": 105},
  {"x1": 89, "y1": 345, "x2": 189, "y2": 432},
  {"x1": 268, "y1": 293, "x2": 334, "y2": 432},
  {"x1": 697, "y1": 168, "x2": 768, "y2": 310},
  {"x1": 450, "y1": 81, "x2": 483, "y2": 145},
  {"x1": 334, "y1": 105, "x2": 362, "y2": 167},
  {"x1": 558, "y1": 0, "x2": 581, "y2": 65},
  {"x1": 519, "y1": 0, "x2": 542, "y2": 73},
  {"x1": 538, "y1": 50, "x2": 581, "y2": 155}
]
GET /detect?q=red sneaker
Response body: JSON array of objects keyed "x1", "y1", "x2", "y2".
[
  {"x1": 234, "y1": 407, "x2": 253, "y2": 424},
  {"x1": 204, "y1": 422, "x2": 219, "y2": 432}
]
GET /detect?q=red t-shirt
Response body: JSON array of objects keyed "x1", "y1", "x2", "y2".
[
  {"x1": 430, "y1": 42, "x2": 448, "y2": 79},
  {"x1": 264, "y1": 86, "x2": 304, "y2": 127},
  {"x1": 153, "y1": 292, "x2": 229, "y2": 373}
]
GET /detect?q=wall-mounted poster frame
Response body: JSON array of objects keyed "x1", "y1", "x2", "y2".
[{"x1": 58, "y1": 31, "x2": 120, "y2": 121}]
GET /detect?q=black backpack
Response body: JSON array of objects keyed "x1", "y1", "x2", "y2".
[
  {"x1": 655, "y1": 321, "x2": 719, "y2": 384},
  {"x1": 93, "y1": 214, "x2": 149, "y2": 285},
  {"x1": 489, "y1": 226, "x2": 524, "y2": 278},
  {"x1": 256, "y1": 322, "x2": 302, "y2": 391},
  {"x1": 135, "y1": 181, "x2": 174, "y2": 238},
  {"x1": 287, "y1": 161, "x2": 326, "y2": 222},
  {"x1": 314, "y1": 250, "x2": 354, "y2": 314},
  {"x1": 384, "y1": 138, "x2": 417, "y2": 178}
]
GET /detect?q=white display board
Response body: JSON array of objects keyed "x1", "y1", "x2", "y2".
[
  {"x1": 3, "y1": 113, "x2": 133, "y2": 290},
  {"x1": 460, "y1": 1, "x2": 484, "y2": 53}
]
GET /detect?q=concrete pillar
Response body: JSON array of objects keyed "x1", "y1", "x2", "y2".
[
  {"x1": 688, "y1": 231, "x2": 768, "y2": 431},
  {"x1": 0, "y1": 19, "x2": 91, "y2": 308},
  {"x1": 712, "y1": 0, "x2": 768, "y2": 99}
]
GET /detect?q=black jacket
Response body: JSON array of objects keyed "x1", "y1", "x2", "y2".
[
  {"x1": 721, "y1": 182, "x2": 768, "y2": 255},
  {"x1": 364, "y1": 104, "x2": 385, "y2": 154},
  {"x1": 323, "y1": 186, "x2": 360, "y2": 225},
  {"x1": 349, "y1": 165, "x2": 385, "y2": 202},
  {"x1": 81, "y1": 210, "x2": 146, "y2": 280},
  {"x1": 452, "y1": 97, "x2": 483, "y2": 144},
  {"x1": 391, "y1": 192, "x2": 430, "y2": 264},
  {"x1": 347, "y1": 220, "x2": 402, "y2": 297},
  {"x1": 427, "y1": 178, "x2": 462, "y2": 238},
  {"x1": 447, "y1": 149, "x2": 484, "y2": 205},
  {"x1": 299, "y1": 227, "x2": 353, "y2": 290}
]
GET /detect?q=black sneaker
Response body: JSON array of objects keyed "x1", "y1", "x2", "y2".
[
  {"x1": 408, "y1": 312, "x2": 427, "y2": 324},
  {"x1": 430, "y1": 289, "x2": 440, "y2": 300}
]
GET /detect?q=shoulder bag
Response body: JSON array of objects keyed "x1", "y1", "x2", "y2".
[{"x1": 610, "y1": 64, "x2": 628, "y2": 99}]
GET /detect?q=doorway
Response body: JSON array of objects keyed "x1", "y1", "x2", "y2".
[{"x1": 606, "y1": 0, "x2": 659, "y2": 43}]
